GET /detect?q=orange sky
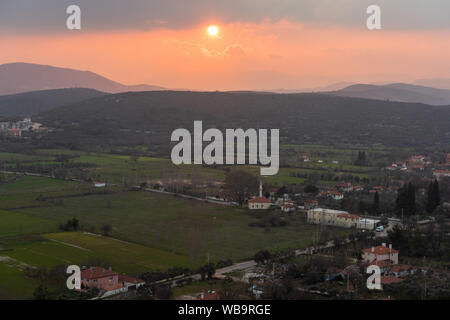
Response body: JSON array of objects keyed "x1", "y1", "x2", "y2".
[{"x1": 1, "y1": 20, "x2": 450, "y2": 90}]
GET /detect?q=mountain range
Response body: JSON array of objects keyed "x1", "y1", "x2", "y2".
[
  {"x1": 327, "y1": 83, "x2": 450, "y2": 106},
  {"x1": 0, "y1": 62, "x2": 165, "y2": 96}
]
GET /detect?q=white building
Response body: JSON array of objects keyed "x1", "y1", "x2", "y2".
[{"x1": 357, "y1": 218, "x2": 380, "y2": 230}]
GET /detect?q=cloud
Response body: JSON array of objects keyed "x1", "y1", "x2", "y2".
[{"x1": 0, "y1": 0, "x2": 449, "y2": 34}]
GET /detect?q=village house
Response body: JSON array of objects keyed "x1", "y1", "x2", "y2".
[
  {"x1": 390, "y1": 265, "x2": 415, "y2": 278},
  {"x1": 369, "y1": 260, "x2": 393, "y2": 275},
  {"x1": 197, "y1": 290, "x2": 219, "y2": 300},
  {"x1": 281, "y1": 201, "x2": 296, "y2": 213},
  {"x1": 304, "y1": 199, "x2": 318, "y2": 210},
  {"x1": 81, "y1": 266, "x2": 144, "y2": 297},
  {"x1": 329, "y1": 191, "x2": 344, "y2": 200},
  {"x1": 380, "y1": 275, "x2": 404, "y2": 285},
  {"x1": 433, "y1": 169, "x2": 450, "y2": 180},
  {"x1": 362, "y1": 244, "x2": 399, "y2": 265},
  {"x1": 336, "y1": 183, "x2": 353, "y2": 193},
  {"x1": 356, "y1": 218, "x2": 380, "y2": 230},
  {"x1": 7, "y1": 128, "x2": 22, "y2": 137},
  {"x1": 307, "y1": 208, "x2": 359, "y2": 228},
  {"x1": 81, "y1": 266, "x2": 121, "y2": 292},
  {"x1": 299, "y1": 155, "x2": 309, "y2": 162},
  {"x1": 335, "y1": 213, "x2": 360, "y2": 228}
]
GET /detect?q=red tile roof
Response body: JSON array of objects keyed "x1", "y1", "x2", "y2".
[
  {"x1": 81, "y1": 267, "x2": 118, "y2": 280},
  {"x1": 362, "y1": 246, "x2": 399, "y2": 255},
  {"x1": 369, "y1": 260, "x2": 393, "y2": 268},
  {"x1": 118, "y1": 274, "x2": 145, "y2": 284},
  {"x1": 338, "y1": 213, "x2": 360, "y2": 220},
  {"x1": 248, "y1": 197, "x2": 271, "y2": 203},
  {"x1": 381, "y1": 276, "x2": 404, "y2": 284},
  {"x1": 391, "y1": 265, "x2": 412, "y2": 273}
]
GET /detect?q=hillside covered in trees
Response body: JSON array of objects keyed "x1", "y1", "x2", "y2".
[{"x1": 31, "y1": 91, "x2": 450, "y2": 154}]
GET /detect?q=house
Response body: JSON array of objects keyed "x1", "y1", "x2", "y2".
[
  {"x1": 353, "y1": 185, "x2": 364, "y2": 192},
  {"x1": 336, "y1": 213, "x2": 360, "y2": 228},
  {"x1": 409, "y1": 155, "x2": 425, "y2": 163},
  {"x1": 380, "y1": 276, "x2": 404, "y2": 285},
  {"x1": 299, "y1": 155, "x2": 309, "y2": 162},
  {"x1": 329, "y1": 191, "x2": 344, "y2": 200},
  {"x1": 446, "y1": 154, "x2": 450, "y2": 166},
  {"x1": 357, "y1": 218, "x2": 380, "y2": 230},
  {"x1": 197, "y1": 290, "x2": 218, "y2": 300},
  {"x1": 118, "y1": 274, "x2": 145, "y2": 289},
  {"x1": 248, "y1": 180, "x2": 271, "y2": 210},
  {"x1": 8, "y1": 128, "x2": 22, "y2": 137},
  {"x1": 362, "y1": 244, "x2": 399, "y2": 265},
  {"x1": 337, "y1": 183, "x2": 353, "y2": 193},
  {"x1": 81, "y1": 266, "x2": 144, "y2": 297},
  {"x1": 307, "y1": 208, "x2": 357, "y2": 228},
  {"x1": 433, "y1": 169, "x2": 450, "y2": 180},
  {"x1": 304, "y1": 199, "x2": 318, "y2": 210},
  {"x1": 390, "y1": 265, "x2": 414, "y2": 278},
  {"x1": 369, "y1": 260, "x2": 393, "y2": 275},
  {"x1": 93, "y1": 182, "x2": 107, "y2": 188},
  {"x1": 81, "y1": 266, "x2": 121, "y2": 292},
  {"x1": 281, "y1": 201, "x2": 296, "y2": 213}
]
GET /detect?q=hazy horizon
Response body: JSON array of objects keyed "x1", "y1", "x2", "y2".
[{"x1": 1, "y1": 1, "x2": 449, "y2": 91}]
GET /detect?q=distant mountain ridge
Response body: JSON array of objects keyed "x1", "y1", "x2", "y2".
[
  {"x1": 0, "y1": 63, "x2": 165, "y2": 96},
  {"x1": 327, "y1": 83, "x2": 450, "y2": 106},
  {"x1": 413, "y1": 78, "x2": 450, "y2": 90}
]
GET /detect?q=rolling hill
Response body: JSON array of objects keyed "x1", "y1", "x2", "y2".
[
  {"x1": 327, "y1": 83, "x2": 450, "y2": 106},
  {"x1": 34, "y1": 91, "x2": 450, "y2": 152},
  {"x1": 0, "y1": 63, "x2": 165, "y2": 96},
  {"x1": 0, "y1": 88, "x2": 107, "y2": 117}
]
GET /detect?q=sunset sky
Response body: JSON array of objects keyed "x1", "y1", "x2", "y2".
[{"x1": 1, "y1": 0, "x2": 449, "y2": 90}]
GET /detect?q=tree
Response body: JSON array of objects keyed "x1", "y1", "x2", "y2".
[
  {"x1": 197, "y1": 263, "x2": 215, "y2": 280},
  {"x1": 304, "y1": 184, "x2": 319, "y2": 194},
  {"x1": 59, "y1": 218, "x2": 80, "y2": 231},
  {"x1": 426, "y1": 182, "x2": 434, "y2": 213},
  {"x1": 254, "y1": 250, "x2": 271, "y2": 264},
  {"x1": 373, "y1": 191, "x2": 380, "y2": 214},
  {"x1": 396, "y1": 183, "x2": 416, "y2": 216},
  {"x1": 33, "y1": 284, "x2": 49, "y2": 300},
  {"x1": 431, "y1": 179, "x2": 441, "y2": 213},
  {"x1": 223, "y1": 170, "x2": 258, "y2": 206},
  {"x1": 100, "y1": 224, "x2": 112, "y2": 235}
]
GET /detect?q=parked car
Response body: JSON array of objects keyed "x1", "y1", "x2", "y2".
[{"x1": 376, "y1": 226, "x2": 384, "y2": 232}]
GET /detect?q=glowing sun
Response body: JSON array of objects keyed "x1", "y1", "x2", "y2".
[{"x1": 207, "y1": 25, "x2": 219, "y2": 37}]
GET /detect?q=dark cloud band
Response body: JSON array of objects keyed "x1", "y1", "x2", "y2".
[{"x1": 0, "y1": 0, "x2": 449, "y2": 34}]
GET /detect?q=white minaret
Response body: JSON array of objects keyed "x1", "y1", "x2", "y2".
[{"x1": 259, "y1": 178, "x2": 263, "y2": 197}]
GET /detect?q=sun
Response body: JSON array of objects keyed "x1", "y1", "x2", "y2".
[{"x1": 207, "y1": 25, "x2": 219, "y2": 37}]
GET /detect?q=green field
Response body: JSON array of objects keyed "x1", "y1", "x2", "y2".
[
  {"x1": 0, "y1": 146, "x2": 385, "y2": 299},
  {"x1": 10, "y1": 190, "x2": 350, "y2": 264},
  {"x1": 5, "y1": 232, "x2": 188, "y2": 274}
]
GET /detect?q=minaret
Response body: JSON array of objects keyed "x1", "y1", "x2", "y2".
[{"x1": 259, "y1": 178, "x2": 263, "y2": 197}]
